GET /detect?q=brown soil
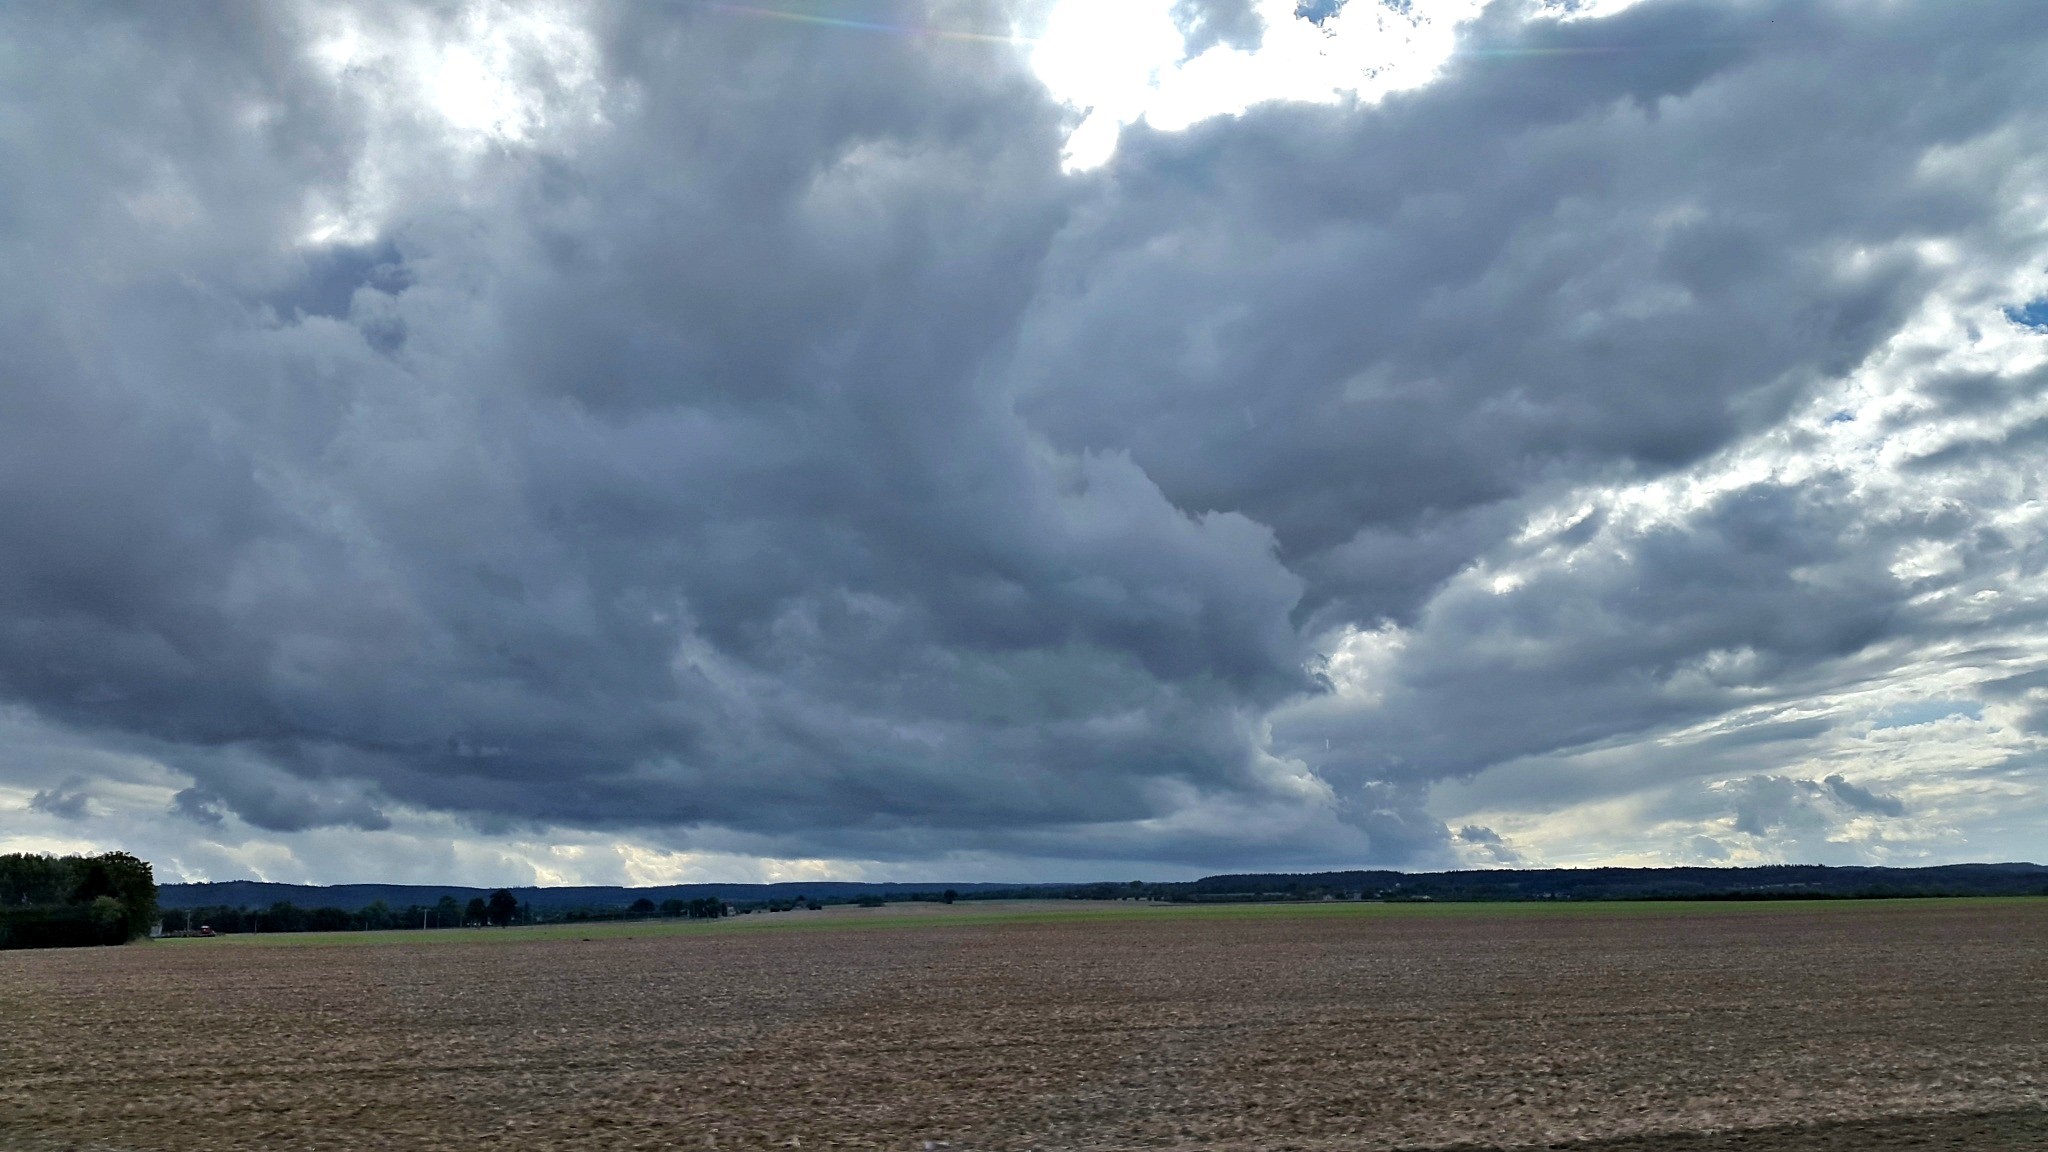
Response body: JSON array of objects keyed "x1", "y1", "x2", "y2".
[
  {"x1": 1485, "y1": 1108, "x2": 2048, "y2": 1149},
  {"x1": 3, "y1": 900, "x2": 2044, "y2": 1151}
]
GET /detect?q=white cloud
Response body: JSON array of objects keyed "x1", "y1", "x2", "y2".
[{"x1": 1029, "y1": 0, "x2": 1499, "y2": 169}]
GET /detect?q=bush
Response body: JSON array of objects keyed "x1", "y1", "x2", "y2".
[{"x1": 0, "y1": 905, "x2": 128, "y2": 949}]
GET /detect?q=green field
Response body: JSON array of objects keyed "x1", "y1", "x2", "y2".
[{"x1": 151, "y1": 893, "x2": 2048, "y2": 947}]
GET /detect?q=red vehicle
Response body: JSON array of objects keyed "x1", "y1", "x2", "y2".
[{"x1": 198, "y1": 926, "x2": 216, "y2": 938}]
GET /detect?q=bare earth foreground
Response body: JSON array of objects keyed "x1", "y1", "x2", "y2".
[{"x1": 3, "y1": 899, "x2": 2045, "y2": 1152}]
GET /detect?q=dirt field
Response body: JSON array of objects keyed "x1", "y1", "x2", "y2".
[{"x1": 3, "y1": 899, "x2": 2044, "y2": 1151}]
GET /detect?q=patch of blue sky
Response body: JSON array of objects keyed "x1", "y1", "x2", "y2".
[
  {"x1": 1296, "y1": 0, "x2": 1348, "y2": 25},
  {"x1": 2005, "y1": 298, "x2": 2048, "y2": 331}
]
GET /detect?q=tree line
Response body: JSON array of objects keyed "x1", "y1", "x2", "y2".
[
  {"x1": 165, "y1": 889, "x2": 739, "y2": 935},
  {"x1": 1, "y1": 852, "x2": 158, "y2": 950},
  {"x1": 166, "y1": 889, "x2": 526, "y2": 935},
  {"x1": 626, "y1": 895, "x2": 733, "y2": 919}
]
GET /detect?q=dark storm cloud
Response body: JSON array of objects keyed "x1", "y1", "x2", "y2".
[
  {"x1": 170, "y1": 788, "x2": 228, "y2": 829},
  {"x1": 1, "y1": 0, "x2": 2046, "y2": 872},
  {"x1": 0, "y1": 0, "x2": 1312, "y2": 856}
]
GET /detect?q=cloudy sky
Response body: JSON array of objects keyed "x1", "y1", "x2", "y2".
[{"x1": 4, "y1": 0, "x2": 2047, "y2": 886}]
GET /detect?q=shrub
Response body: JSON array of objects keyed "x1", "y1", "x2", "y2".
[{"x1": 0, "y1": 905, "x2": 128, "y2": 949}]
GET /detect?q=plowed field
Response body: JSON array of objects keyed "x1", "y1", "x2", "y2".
[{"x1": 3, "y1": 899, "x2": 2044, "y2": 1151}]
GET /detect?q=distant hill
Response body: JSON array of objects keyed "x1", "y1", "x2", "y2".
[
  {"x1": 1177, "y1": 862, "x2": 2048, "y2": 901},
  {"x1": 160, "y1": 862, "x2": 2048, "y2": 912}
]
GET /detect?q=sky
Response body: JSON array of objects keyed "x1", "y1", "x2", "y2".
[{"x1": 3, "y1": 0, "x2": 2048, "y2": 886}]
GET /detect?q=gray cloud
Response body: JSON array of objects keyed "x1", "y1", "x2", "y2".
[
  {"x1": 1172, "y1": 0, "x2": 1265, "y2": 55},
  {"x1": 1278, "y1": 473, "x2": 1937, "y2": 793},
  {"x1": 1455, "y1": 823, "x2": 1522, "y2": 865},
  {"x1": 0, "y1": 0, "x2": 2045, "y2": 877},
  {"x1": 1729, "y1": 775, "x2": 1824, "y2": 838},
  {"x1": 1017, "y1": 0, "x2": 2047, "y2": 626},
  {"x1": 1725, "y1": 773, "x2": 1905, "y2": 839},
  {"x1": 1823, "y1": 774, "x2": 1906, "y2": 819},
  {"x1": 170, "y1": 788, "x2": 228, "y2": 829},
  {"x1": 1688, "y1": 835, "x2": 1731, "y2": 862},
  {"x1": 28, "y1": 778, "x2": 93, "y2": 821},
  {"x1": 0, "y1": 0, "x2": 1317, "y2": 861}
]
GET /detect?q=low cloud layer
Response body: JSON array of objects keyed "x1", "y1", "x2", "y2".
[{"x1": 3, "y1": 0, "x2": 2047, "y2": 882}]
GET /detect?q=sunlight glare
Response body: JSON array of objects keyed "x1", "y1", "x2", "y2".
[{"x1": 1030, "y1": 0, "x2": 1495, "y2": 171}]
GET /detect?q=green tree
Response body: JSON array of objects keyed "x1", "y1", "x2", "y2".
[
  {"x1": 628, "y1": 897, "x2": 657, "y2": 918},
  {"x1": 0, "y1": 853, "x2": 68, "y2": 905},
  {"x1": 435, "y1": 895, "x2": 462, "y2": 928},
  {"x1": 465, "y1": 897, "x2": 488, "y2": 926},
  {"x1": 659, "y1": 898, "x2": 685, "y2": 917},
  {"x1": 264, "y1": 902, "x2": 307, "y2": 932},
  {"x1": 0, "y1": 851, "x2": 159, "y2": 944},
  {"x1": 102, "y1": 853, "x2": 158, "y2": 939},
  {"x1": 88, "y1": 895, "x2": 126, "y2": 936},
  {"x1": 72, "y1": 860, "x2": 117, "y2": 903},
  {"x1": 486, "y1": 889, "x2": 518, "y2": 926}
]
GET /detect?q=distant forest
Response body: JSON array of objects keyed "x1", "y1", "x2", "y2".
[
  {"x1": 1, "y1": 852, "x2": 158, "y2": 950},
  {"x1": 163, "y1": 889, "x2": 737, "y2": 936},
  {"x1": 149, "y1": 862, "x2": 2048, "y2": 936}
]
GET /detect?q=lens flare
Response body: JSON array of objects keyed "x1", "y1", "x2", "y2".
[{"x1": 690, "y1": 1, "x2": 1039, "y2": 47}]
